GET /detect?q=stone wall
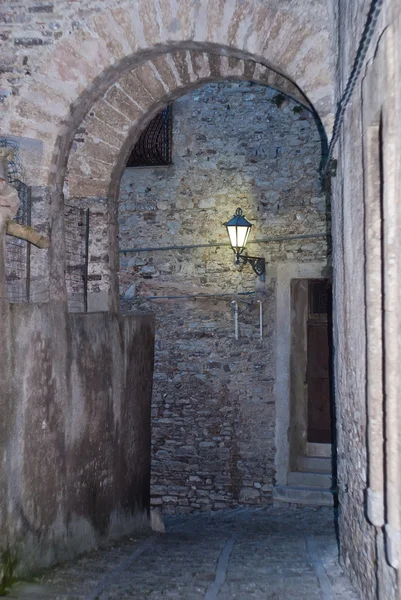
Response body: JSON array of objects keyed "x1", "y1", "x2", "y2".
[
  {"x1": 332, "y1": 1, "x2": 399, "y2": 598},
  {"x1": 118, "y1": 81, "x2": 329, "y2": 514},
  {"x1": 0, "y1": 302, "x2": 155, "y2": 576},
  {"x1": 29, "y1": 185, "x2": 50, "y2": 301}
]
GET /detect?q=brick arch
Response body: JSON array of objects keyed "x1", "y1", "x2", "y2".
[
  {"x1": 66, "y1": 50, "x2": 325, "y2": 201},
  {"x1": 2, "y1": 1, "x2": 333, "y2": 302},
  {"x1": 58, "y1": 47, "x2": 330, "y2": 310},
  {"x1": 3, "y1": 0, "x2": 333, "y2": 188}
]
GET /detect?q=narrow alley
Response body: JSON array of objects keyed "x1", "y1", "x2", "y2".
[
  {"x1": 2, "y1": 2, "x2": 401, "y2": 599},
  {"x1": 9, "y1": 508, "x2": 359, "y2": 600}
]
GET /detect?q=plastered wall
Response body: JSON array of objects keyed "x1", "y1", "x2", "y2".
[{"x1": 0, "y1": 303, "x2": 155, "y2": 576}]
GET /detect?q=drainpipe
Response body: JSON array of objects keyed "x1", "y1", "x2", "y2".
[
  {"x1": 364, "y1": 125, "x2": 385, "y2": 528},
  {"x1": 382, "y1": 87, "x2": 401, "y2": 570}
]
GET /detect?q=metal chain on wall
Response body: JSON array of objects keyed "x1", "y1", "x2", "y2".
[{"x1": 322, "y1": 0, "x2": 384, "y2": 175}]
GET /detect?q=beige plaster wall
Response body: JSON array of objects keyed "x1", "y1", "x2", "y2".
[{"x1": 0, "y1": 304, "x2": 155, "y2": 576}]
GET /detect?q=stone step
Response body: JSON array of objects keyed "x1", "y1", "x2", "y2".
[
  {"x1": 297, "y1": 456, "x2": 332, "y2": 473},
  {"x1": 287, "y1": 471, "x2": 333, "y2": 489},
  {"x1": 306, "y1": 442, "x2": 332, "y2": 458},
  {"x1": 273, "y1": 485, "x2": 334, "y2": 507}
]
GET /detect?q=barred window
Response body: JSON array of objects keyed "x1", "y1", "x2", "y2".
[{"x1": 127, "y1": 105, "x2": 173, "y2": 167}]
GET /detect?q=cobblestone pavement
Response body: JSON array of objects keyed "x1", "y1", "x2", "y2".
[{"x1": 9, "y1": 507, "x2": 360, "y2": 600}]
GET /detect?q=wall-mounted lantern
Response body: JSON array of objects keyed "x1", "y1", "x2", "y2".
[{"x1": 225, "y1": 207, "x2": 265, "y2": 277}]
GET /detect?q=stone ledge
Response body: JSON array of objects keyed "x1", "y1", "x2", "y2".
[{"x1": 273, "y1": 485, "x2": 334, "y2": 507}]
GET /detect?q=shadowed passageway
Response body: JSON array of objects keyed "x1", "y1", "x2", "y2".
[
  {"x1": 2, "y1": 1, "x2": 400, "y2": 598},
  {"x1": 9, "y1": 508, "x2": 359, "y2": 600}
]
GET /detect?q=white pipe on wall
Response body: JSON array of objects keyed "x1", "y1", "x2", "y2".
[
  {"x1": 382, "y1": 28, "x2": 401, "y2": 569},
  {"x1": 231, "y1": 300, "x2": 239, "y2": 340},
  {"x1": 364, "y1": 123, "x2": 385, "y2": 528}
]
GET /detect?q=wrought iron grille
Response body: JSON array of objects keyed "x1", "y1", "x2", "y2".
[
  {"x1": 1, "y1": 139, "x2": 32, "y2": 302},
  {"x1": 127, "y1": 105, "x2": 173, "y2": 167},
  {"x1": 65, "y1": 204, "x2": 90, "y2": 313},
  {"x1": 0, "y1": 139, "x2": 28, "y2": 223}
]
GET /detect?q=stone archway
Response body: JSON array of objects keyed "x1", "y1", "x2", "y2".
[
  {"x1": 1, "y1": 0, "x2": 335, "y2": 304},
  {"x1": 66, "y1": 64, "x2": 330, "y2": 515},
  {"x1": 66, "y1": 49, "x2": 319, "y2": 201},
  {"x1": 50, "y1": 47, "x2": 329, "y2": 311},
  {"x1": 2, "y1": 1, "x2": 334, "y2": 192},
  {"x1": 0, "y1": 0, "x2": 335, "y2": 539},
  {"x1": 35, "y1": 39, "x2": 332, "y2": 509}
]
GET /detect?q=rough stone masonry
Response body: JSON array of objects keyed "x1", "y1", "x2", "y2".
[{"x1": 119, "y1": 81, "x2": 329, "y2": 514}]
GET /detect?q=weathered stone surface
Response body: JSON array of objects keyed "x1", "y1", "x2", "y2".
[
  {"x1": 121, "y1": 65, "x2": 165, "y2": 104},
  {"x1": 2, "y1": 4, "x2": 400, "y2": 600},
  {"x1": 0, "y1": 178, "x2": 20, "y2": 220},
  {"x1": 0, "y1": 304, "x2": 155, "y2": 576},
  {"x1": 6, "y1": 508, "x2": 360, "y2": 600},
  {"x1": 104, "y1": 85, "x2": 144, "y2": 123}
]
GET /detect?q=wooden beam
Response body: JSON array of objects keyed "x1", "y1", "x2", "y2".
[{"x1": 6, "y1": 220, "x2": 50, "y2": 249}]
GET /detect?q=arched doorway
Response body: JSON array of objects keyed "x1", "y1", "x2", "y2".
[
  {"x1": 0, "y1": 4, "x2": 335, "y2": 566},
  {"x1": 51, "y1": 47, "x2": 332, "y2": 514}
]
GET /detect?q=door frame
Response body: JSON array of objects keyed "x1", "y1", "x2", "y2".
[
  {"x1": 274, "y1": 262, "x2": 330, "y2": 486},
  {"x1": 306, "y1": 283, "x2": 332, "y2": 445}
]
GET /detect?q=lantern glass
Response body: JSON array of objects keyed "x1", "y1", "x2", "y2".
[{"x1": 225, "y1": 208, "x2": 252, "y2": 255}]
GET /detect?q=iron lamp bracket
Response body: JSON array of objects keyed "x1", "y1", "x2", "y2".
[{"x1": 235, "y1": 253, "x2": 266, "y2": 277}]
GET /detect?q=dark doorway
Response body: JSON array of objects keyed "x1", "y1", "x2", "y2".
[{"x1": 307, "y1": 280, "x2": 333, "y2": 444}]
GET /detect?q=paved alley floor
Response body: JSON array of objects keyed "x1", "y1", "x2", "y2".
[{"x1": 9, "y1": 507, "x2": 360, "y2": 600}]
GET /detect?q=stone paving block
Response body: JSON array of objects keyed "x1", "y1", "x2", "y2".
[{"x1": 8, "y1": 507, "x2": 360, "y2": 600}]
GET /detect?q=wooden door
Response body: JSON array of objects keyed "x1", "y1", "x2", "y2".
[{"x1": 307, "y1": 280, "x2": 332, "y2": 444}]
